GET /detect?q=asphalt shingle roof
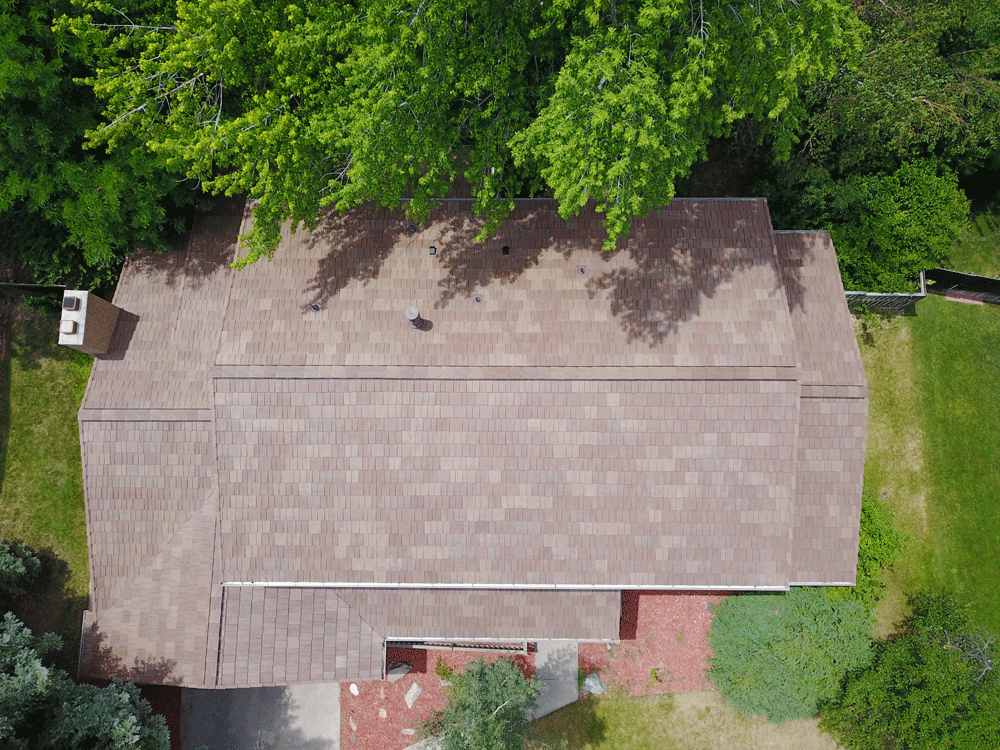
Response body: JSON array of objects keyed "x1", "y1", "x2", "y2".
[{"x1": 78, "y1": 198, "x2": 867, "y2": 687}]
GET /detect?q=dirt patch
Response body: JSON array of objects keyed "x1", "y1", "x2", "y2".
[
  {"x1": 341, "y1": 647, "x2": 534, "y2": 750},
  {"x1": 579, "y1": 591, "x2": 730, "y2": 698}
]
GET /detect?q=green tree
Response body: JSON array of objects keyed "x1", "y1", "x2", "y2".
[
  {"x1": 0, "y1": 0, "x2": 194, "y2": 288},
  {"x1": 0, "y1": 543, "x2": 42, "y2": 600},
  {"x1": 0, "y1": 613, "x2": 169, "y2": 750},
  {"x1": 68, "y1": 0, "x2": 864, "y2": 265},
  {"x1": 803, "y1": 0, "x2": 1000, "y2": 178},
  {"x1": 764, "y1": 160, "x2": 969, "y2": 291},
  {"x1": 821, "y1": 592, "x2": 1000, "y2": 750},
  {"x1": 708, "y1": 587, "x2": 873, "y2": 722},
  {"x1": 421, "y1": 657, "x2": 541, "y2": 750}
]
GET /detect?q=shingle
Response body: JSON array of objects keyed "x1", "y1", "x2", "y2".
[{"x1": 77, "y1": 198, "x2": 867, "y2": 689}]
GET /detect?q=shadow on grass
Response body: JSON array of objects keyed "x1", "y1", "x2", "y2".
[
  {"x1": 2, "y1": 545, "x2": 87, "y2": 674},
  {"x1": 528, "y1": 694, "x2": 612, "y2": 748}
]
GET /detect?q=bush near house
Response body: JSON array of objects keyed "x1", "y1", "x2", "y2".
[
  {"x1": 827, "y1": 491, "x2": 907, "y2": 608},
  {"x1": 708, "y1": 587, "x2": 873, "y2": 723},
  {"x1": 0, "y1": 542, "x2": 42, "y2": 599}
]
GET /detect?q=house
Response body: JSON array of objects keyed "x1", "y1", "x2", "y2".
[{"x1": 73, "y1": 196, "x2": 867, "y2": 687}]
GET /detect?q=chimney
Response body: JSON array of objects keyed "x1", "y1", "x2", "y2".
[{"x1": 58, "y1": 291, "x2": 122, "y2": 355}]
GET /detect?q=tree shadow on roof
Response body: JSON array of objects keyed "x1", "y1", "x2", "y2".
[
  {"x1": 124, "y1": 248, "x2": 189, "y2": 290},
  {"x1": 433, "y1": 202, "x2": 583, "y2": 309},
  {"x1": 302, "y1": 204, "x2": 408, "y2": 311},
  {"x1": 80, "y1": 622, "x2": 181, "y2": 685},
  {"x1": 585, "y1": 203, "x2": 809, "y2": 346}
]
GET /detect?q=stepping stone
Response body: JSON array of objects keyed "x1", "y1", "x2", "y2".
[
  {"x1": 387, "y1": 662, "x2": 413, "y2": 684},
  {"x1": 405, "y1": 681, "x2": 423, "y2": 709},
  {"x1": 401, "y1": 729, "x2": 415, "y2": 736}
]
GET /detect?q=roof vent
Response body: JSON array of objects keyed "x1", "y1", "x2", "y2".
[
  {"x1": 404, "y1": 306, "x2": 425, "y2": 329},
  {"x1": 309, "y1": 302, "x2": 323, "y2": 313},
  {"x1": 429, "y1": 246, "x2": 437, "y2": 256},
  {"x1": 577, "y1": 265, "x2": 587, "y2": 276},
  {"x1": 406, "y1": 223, "x2": 418, "y2": 234},
  {"x1": 502, "y1": 245, "x2": 510, "y2": 256}
]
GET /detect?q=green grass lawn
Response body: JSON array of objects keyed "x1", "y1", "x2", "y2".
[
  {"x1": 527, "y1": 691, "x2": 838, "y2": 750},
  {"x1": 0, "y1": 304, "x2": 92, "y2": 671},
  {"x1": 911, "y1": 295, "x2": 1000, "y2": 631},
  {"x1": 863, "y1": 198, "x2": 1000, "y2": 635}
]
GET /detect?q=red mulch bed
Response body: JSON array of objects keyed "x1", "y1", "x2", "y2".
[
  {"x1": 342, "y1": 647, "x2": 535, "y2": 750},
  {"x1": 139, "y1": 685, "x2": 182, "y2": 750},
  {"x1": 342, "y1": 591, "x2": 730, "y2": 749},
  {"x1": 579, "y1": 590, "x2": 731, "y2": 697}
]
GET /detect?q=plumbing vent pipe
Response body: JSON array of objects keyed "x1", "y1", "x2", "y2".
[{"x1": 404, "y1": 306, "x2": 424, "y2": 329}]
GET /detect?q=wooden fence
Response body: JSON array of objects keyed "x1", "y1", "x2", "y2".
[{"x1": 924, "y1": 268, "x2": 1000, "y2": 305}]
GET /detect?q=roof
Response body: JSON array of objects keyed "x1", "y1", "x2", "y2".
[{"x1": 78, "y1": 198, "x2": 867, "y2": 687}]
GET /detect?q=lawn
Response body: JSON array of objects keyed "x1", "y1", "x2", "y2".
[
  {"x1": 864, "y1": 198, "x2": 1000, "y2": 635},
  {"x1": 0, "y1": 304, "x2": 92, "y2": 672},
  {"x1": 527, "y1": 691, "x2": 838, "y2": 750}
]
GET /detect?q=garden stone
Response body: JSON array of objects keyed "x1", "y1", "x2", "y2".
[
  {"x1": 405, "y1": 681, "x2": 423, "y2": 709},
  {"x1": 582, "y1": 672, "x2": 606, "y2": 695}
]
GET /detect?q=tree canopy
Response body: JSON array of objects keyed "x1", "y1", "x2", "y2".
[
  {"x1": 821, "y1": 592, "x2": 1000, "y2": 750},
  {"x1": 0, "y1": 0, "x2": 195, "y2": 288},
  {"x1": 421, "y1": 657, "x2": 540, "y2": 750},
  {"x1": 64, "y1": 0, "x2": 865, "y2": 263}
]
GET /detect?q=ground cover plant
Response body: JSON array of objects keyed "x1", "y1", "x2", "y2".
[
  {"x1": 0, "y1": 306, "x2": 91, "y2": 671},
  {"x1": 707, "y1": 588, "x2": 873, "y2": 723}
]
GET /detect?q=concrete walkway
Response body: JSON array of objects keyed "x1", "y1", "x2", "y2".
[
  {"x1": 529, "y1": 641, "x2": 579, "y2": 720},
  {"x1": 181, "y1": 683, "x2": 340, "y2": 750}
]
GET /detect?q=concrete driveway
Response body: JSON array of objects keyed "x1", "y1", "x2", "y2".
[{"x1": 181, "y1": 683, "x2": 340, "y2": 750}]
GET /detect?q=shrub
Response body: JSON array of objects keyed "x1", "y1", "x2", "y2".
[
  {"x1": 827, "y1": 491, "x2": 907, "y2": 607},
  {"x1": 0, "y1": 543, "x2": 42, "y2": 601},
  {"x1": 421, "y1": 657, "x2": 540, "y2": 750},
  {"x1": 709, "y1": 588, "x2": 873, "y2": 722},
  {"x1": 0, "y1": 613, "x2": 169, "y2": 750}
]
